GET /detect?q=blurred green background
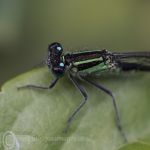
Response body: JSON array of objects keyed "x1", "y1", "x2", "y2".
[{"x1": 0, "y1": 0, "x2": 150, "y2": 86}]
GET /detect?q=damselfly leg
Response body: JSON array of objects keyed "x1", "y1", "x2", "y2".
[
  {"x1": 64, "y1": 73, "x2": 88, "y2": 132},
  {"x1": 17, "y1": 77, "x2": 59, "y2": 90},
  {"x1": 80, "y1": 75, "x2": 127, "y2": 142}
]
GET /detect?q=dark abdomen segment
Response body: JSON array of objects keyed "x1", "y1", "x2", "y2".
[
  {"x1": 113, "y1": 52, "x2": 150, "y2": 71},
  {"x1": 118, "y1": 62, "x2": 150, "y2": 71}
]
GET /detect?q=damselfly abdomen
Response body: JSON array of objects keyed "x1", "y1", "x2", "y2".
[{"x1": 18, "y1": 42, "x2": 150, "y2": 142}]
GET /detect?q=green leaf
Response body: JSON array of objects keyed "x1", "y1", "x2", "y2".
[
  {"x1": 119, "y1": 141, "x2": 150, "y2": 150},
  {"x1": 0, "y1": 67, "x2": 150, "y2": 150}
]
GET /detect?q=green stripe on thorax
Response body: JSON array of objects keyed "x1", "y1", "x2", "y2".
[{"x1": 73, "y1": 57, "x2": 103, "y2": 66}]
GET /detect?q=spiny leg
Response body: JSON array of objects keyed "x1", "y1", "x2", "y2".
[
  {"x1": 17, "y1": 77, "x2": 59, "y2": 90},
  {"x1": 64, "y1": 74, "x2": 88, "y2": 133},
  {"x1": 80, "y1": 76, "x2": 127, "y2": 142}
]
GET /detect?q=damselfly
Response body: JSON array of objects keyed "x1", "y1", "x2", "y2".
[{"x1": 18, "y1": 42, "x2": 150, "y2": 142}]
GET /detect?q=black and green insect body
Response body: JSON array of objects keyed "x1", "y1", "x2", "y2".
[
  {"x1": 64, "y1": 50, "x2": 113, "y2": 75},
  {"x1": 19, "y1": 42, "x2": 150, "y2": 142}
]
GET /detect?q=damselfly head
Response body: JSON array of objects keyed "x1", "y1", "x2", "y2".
[
  {"x1": 48, "y1": 42, "x2": 63, "y2": 55},
  {"x1": 47, "y1": 42, "x2": 65, "y2": 77}
]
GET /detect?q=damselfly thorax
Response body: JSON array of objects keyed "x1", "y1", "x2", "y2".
[{"x1": 62, "y1": 49, "x2": 118, "y2": 77}]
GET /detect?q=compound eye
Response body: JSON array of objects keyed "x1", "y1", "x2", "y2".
[{"x1": 48, "y1": 42, "x2": 63, "y2": 55}]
